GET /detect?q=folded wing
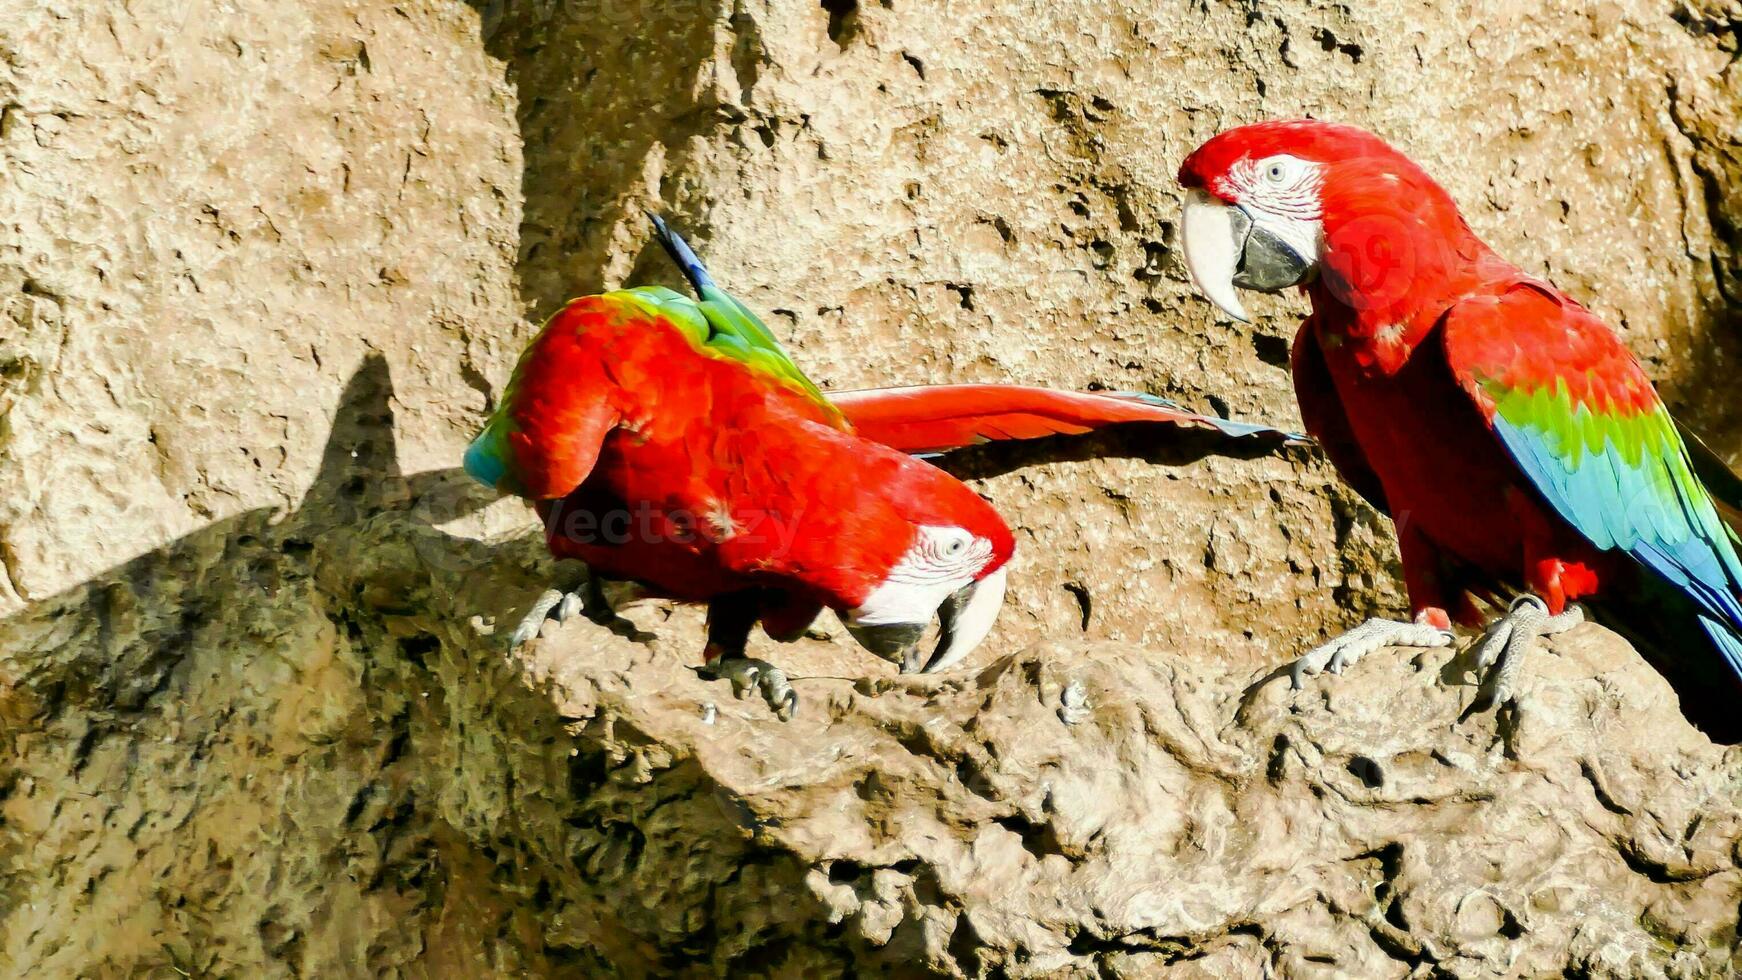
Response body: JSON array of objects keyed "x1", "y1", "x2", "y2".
[{"x1": 1442, "y1": 282, "x2": 1742, "y2": 676}]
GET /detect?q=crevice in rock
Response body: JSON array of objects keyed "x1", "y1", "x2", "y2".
[
  {"x1": 1265, "y1": 734, "x2": 1291, "y2": 783},
  {"x1": 1615, "y1": 840, "x2": 1721, "y2": 884},
  {"x1": 1347, "y1": 755, "x2": 1385, "y2": 789},
  {"x1": 397, "y1": 633, "x2": 439, "y2": 670},
  {"x1": 1578, "y1": 759, "x2": 1632, "y2": 815},
  {"x1": 1063, "y1": 581, "x2": 1092, "y2": 630},
  {"x1": 947, "y1": 914, "x2": 985, "y2": 975},
  {"x1": 1310, "y1": 26, "x2": 1363, "y2": 62},
  {"x1": 821, "y1": 0, "x2": 859, "y2": 49},
  {"x1": 1068, "y1": 921, "x2": 1267, "y2": 966},
  {"x1": 1253, "y1": 331, "x2": 1290, "y2": 367},
  {"x1": 992, "y1": 812, "x2": 1071, "y2": 863}
]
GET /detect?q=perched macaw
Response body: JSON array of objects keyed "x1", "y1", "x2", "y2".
[
  {"x1": 466, "y1": 215, "x2": 1301, "y2": 718},
  {"x1": 1177, "y1": 120, "x2": 1742, "y2": 739}
]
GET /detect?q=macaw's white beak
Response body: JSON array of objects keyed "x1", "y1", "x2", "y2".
[
  {"x1": 842, "y1": 564, "x2": 1009, "y2": 674},
  {"x1": 1180, "y1": 188, "x2": 1317, "y2": 323},
  {"x1": 923, "y1": 564, "x2": 1007, "y2": 673},
  {"x1": 1181, "y1": 189, "x2": 1252, "y2": 323}
]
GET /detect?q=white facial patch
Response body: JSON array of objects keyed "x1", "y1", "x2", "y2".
[
  {"x1": 846, "y1": 525, "x2": 993, "y2": 627},
  {"x1": 1221, "y1": 154, "x2": 1325, "y2": 219},
  {"x1": 1221, "y1": 153, "x2": 1326, "y2": 265}
]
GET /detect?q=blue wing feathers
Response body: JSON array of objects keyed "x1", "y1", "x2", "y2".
[
  {"x1": 1446, "y1": 293, "x2": 1742, "y2": 705},
  {"x1": 463, "y1": 423, "x2": 507, "y2": 490},
  {"x1": 1701, "y1": 616, "x2": 1742, "y2": 679},
  {"x1": 1493, "y1": 413, "x2": 1742, "y2": 649}
]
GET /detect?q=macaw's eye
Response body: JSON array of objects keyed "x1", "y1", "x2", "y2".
[
  {"x1": 1266, "y1": 162, "x2": 1288, "y2": 183},
  {"x1": 945, "y1": 538, "x2": 967, "y2": 556}
]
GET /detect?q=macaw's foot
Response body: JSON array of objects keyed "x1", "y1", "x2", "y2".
[
  {"x1": 509, "y1": 587, "x2": 573, "y2": 648},
  {"x1": 700, "y1": 656, "x2": 798, "y2": 721},
  {"x1": 1289, "y1": 614, "x2": 1455, "y2": 690},
  {"x1": 509, "y1": 577, "x2": 655, "y2": 648},
  {"x1": 1468, "y1": 595, "x2": 1583, "y2": 709}
]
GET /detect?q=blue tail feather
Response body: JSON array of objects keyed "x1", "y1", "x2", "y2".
[
  {"x1": 1587, "y1": 575, "x2": 1742, "y2": 740},
  {"x1": 1112, "y1": 391, "x2": 1310, "y2": 444},
  {"x1": 645, "y1": 212, "x2": 716, "y2": 297}
]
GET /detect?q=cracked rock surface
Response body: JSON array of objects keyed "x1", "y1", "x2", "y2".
[{"x1": 3, "y1": 0, "x2": 1741, "y2": 976}]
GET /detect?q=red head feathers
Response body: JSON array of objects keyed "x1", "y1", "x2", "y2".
[{"x1": 1177, "y1": 120, "x2": 1494, "y2": 330}]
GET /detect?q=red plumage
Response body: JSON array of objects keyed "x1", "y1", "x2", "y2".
[
  {"x1": 507, "y1": 296, "x2": 1013, "y2": 613},
  {"x1": 1180, "y1": 122, "x2": 1742, "y2": 740},
  {"x1": 474, "y1": 215, "x2": 1308, "y2": 712},
  {"x1": 828, "y1": 384, "x2": 1298, "y2": 454},
  {"x1": 487, "y1": 295, "x2": 1294, "y2": 638},
  {"x1": 1181, "y1": 122, "x2": 1646, "y2": 624}
]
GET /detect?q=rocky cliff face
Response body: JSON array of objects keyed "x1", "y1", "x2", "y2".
[{"x1": 2, "y1": 0, "x2": 1740, "y2": 976}]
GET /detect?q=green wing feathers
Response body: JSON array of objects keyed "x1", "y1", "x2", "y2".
[
  {"x1": 642, "y1": 214, "x2": 841, "y2": 420},
  {"x1": 611, "y1": 285, "x2": 842, "y2": 423},
  {"x1": 1444, "y1": 288, "x2": 1742, "y2": 677}
]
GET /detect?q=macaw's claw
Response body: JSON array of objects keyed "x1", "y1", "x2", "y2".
[
  {"x1": 1289, "y1": 617, "x2": 1455, "y2": 690},
  {"x1": 510, "y1": 588, "x2": 570, "y2": 648},
  {"x1": 509, "y1": 578, "x2": 656, "y2": 649},
  {"x1": 700, "y1": 657, "x2": 798, "y2": 721},
  {"x1": 1469, "y1": 596, "x2": 1583, "y2": 709}
]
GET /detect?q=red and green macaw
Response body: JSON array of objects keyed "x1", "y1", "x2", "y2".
[
  {"x1": 1178, "y1": 120, "x2": 1742, "y2": 739},
  {"x1": 467, "y1": 214, "x2": 1300, "y2": 718}
]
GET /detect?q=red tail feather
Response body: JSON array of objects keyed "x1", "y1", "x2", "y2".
[{"x1": 827, "y1": 384, "x2": 1301, "y2": 455}]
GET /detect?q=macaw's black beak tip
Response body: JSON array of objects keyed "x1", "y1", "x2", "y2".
[
  {"x1": 844, "y1": 620, "x2": 927, "y2": 673},
  {"x1": 844, "y1": 566, "x2": 1009, "y2": 676},
  {"x1": 1231, "y1": 225, "x2": 1313, "y2": 292}
]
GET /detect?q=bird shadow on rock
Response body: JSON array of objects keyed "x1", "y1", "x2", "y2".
[
  {"x1": 0, "y1": 354, "x2": 662, "y2": 975},
  {"x1": 1659, "y1": 116, "x2": 1742, "y2": 464},
  {"x1": 1664, "y1": 303, "x2": 1742, "y2": 464},
  {"x1": 0, "y1": 354, "x2": 525, "y2": 724},
  {"x1": 0, "y1": 355, "x2": 971, "y2": 976}
]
